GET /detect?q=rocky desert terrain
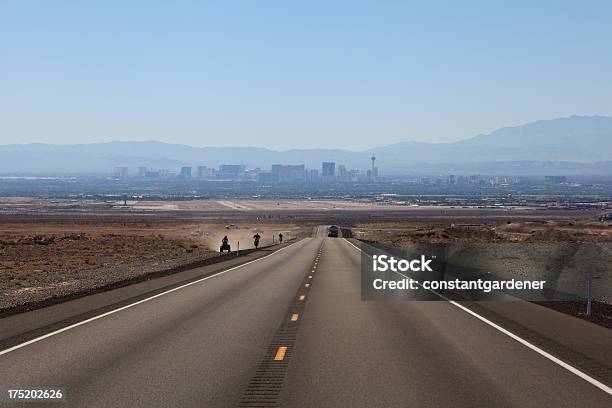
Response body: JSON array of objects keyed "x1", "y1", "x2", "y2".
[
  {"x1": 353, "y1": 220, "x2": 612, "y2": 244},
  {"x1": 354, "y1": 220, "x2": 612, "y2": 328},
  {"x1": 0, "y1": 218, "x2": 307, "y2": 313}
]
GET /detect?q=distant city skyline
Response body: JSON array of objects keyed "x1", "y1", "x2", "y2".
[{"x1": 2, "y1": 1, "x2": 612, "y2": 150}]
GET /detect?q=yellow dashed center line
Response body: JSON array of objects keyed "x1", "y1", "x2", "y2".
[
  {"x1": 290, "y1": 314, "x2": 299, "y2": 321},
  {"x1": 299, "y1": 294, "x2": 306, "y2": 301},
  {"x1": 308, "y1": 275, "x2": 312, "y2": 279},
  {"x1": 274, "y1": 346, "x2": 287, "y2": 361},
  {"x1": 305, "y1": 283, "x2": 310, "y2": 288}
]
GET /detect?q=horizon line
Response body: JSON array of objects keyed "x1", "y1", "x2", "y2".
[{"x1": 1, "y1": 114, "x2": 610, "y2": 151}]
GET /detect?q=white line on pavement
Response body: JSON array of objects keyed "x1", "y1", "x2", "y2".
[
  {"x1": 343, "y1": 238, "x2": 612, "y2": 396},
  {"x1": 0, "y1": 240, "x2": 305, "y2": 357}
]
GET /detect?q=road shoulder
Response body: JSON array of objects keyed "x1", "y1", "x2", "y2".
[{"x1": 0, "y1": 240, "x2": 303, "y2": 350}]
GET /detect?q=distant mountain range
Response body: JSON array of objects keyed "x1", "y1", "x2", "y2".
[{"x1": 1, "y1": 115, "x2": 612, "y2": 176}]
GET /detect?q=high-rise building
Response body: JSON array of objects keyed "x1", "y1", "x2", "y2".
[
  {"x1": 309, "y1": 169, "x2": 320, "y2": 182},
  {"x1": 257, "y1": 172, "x2": 275, "y2": 183},
  {"x1": 113, "y1": 166, "x2": 128, "y2": 178},
  {"x1": 180, "y1": 166, "x2": 192, "y2": 178},
  {"x1": 138, "y1": 166, "x2": 147, "y2": 177},
  {"x1": 271, "y1": 164, "x2": 305, "y2": 182},
  {"x1": 338, "y1": 165, "x2": 347, "y2": 182},
  {"x1": 322, "y1": 162, "x2": 335, "y2": 182},
  {"x1": 218, "y1": 165, "x2": 245, "y2": 180},
  {"x1": 197, "y1": 165, "x2": 207, "y2": 178}
]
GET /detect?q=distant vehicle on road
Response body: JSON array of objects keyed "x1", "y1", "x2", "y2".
[
  {"x1": 328, "y1": 225, "x2": 339, "y2": 238},
  {"x1": 225, "y1": 224, "x2": 237, "y2": 229}
]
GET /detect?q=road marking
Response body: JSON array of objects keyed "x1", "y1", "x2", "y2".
[
  {"x1": 299, "y1": 295, "x2": 306, "y2": 301},
  {"x1": 305, "y1": 283, "x2": 310, "y2": 288},
  {"x1": 0, "y1": 240, "x2": 306, "y2": 357},
  {"x1": 291, "y1": 314, "x2": 299, "y2": 321},
  {"x1": 343, "y1": 238, "x2": 612, "y2": 396},
  {"x1": 308, "y1": 275, "x2": 313, "y2": 279},
  {"x1": 274, "y1": 346, "x2": 287, "y2": 361}
]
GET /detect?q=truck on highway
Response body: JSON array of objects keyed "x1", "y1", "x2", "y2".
[{"x1": 328, "y1": 225, "x2": 339, "y2": 238}]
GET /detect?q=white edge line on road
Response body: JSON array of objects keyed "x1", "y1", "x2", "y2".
[
  {"x1": 343, "y1": 238, "x2": 612, "y2": 396},
  {"x1": 0, "y1": 240, "x2": 305, "y2": 357}
]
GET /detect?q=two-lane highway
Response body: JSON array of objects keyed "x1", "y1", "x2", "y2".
[{"x1": 0, "y1": 233, "x2": 611, "y2": 407}]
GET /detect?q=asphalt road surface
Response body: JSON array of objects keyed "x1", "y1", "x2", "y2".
[{"x1": 0, "y1": 234, "x2": 611, "y2": 407}]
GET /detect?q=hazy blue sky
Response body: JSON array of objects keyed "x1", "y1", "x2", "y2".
[{"x1": 1, "y1": 1, "x2": 611, "y2": 150}]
